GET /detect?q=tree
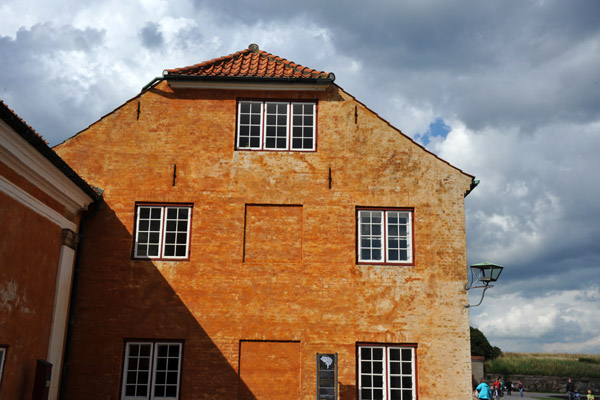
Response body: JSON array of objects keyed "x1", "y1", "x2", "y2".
[{"x1": 471, "y1": 326, "x2": 502, "y2": 360}]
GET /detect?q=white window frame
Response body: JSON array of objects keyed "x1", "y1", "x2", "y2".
[
  {"x1": 121, "y1": 341, "x2": 183, "y2": 400},
  {"x1": 357, "y1": 209, "x2": 413, "y2": 264},
  {"x1": 358, "y1": 345, "x2": 416, "y2": 400},
  {"x1": 0, "y1": 347, "x2": 6, "y2": 385},
  {"x1": 133, "y1": 204, "x2": 192, "y2": 260},
  {"x1": 236, "y1": 100, "x2": 316, "y2": 151}
]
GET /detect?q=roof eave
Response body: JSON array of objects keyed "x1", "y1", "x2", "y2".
[
  {"x1": 164, "y1": 74, "x2": 335, "y2": 91},
  {"x1": 164, "y1": 73, "x2": 335, "y2": 85},
  {"x1": 0, "y1": 102, "x2": 101, "y2": 202}
]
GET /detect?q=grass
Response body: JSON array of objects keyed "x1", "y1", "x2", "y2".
[{"x1": 485, "y1": 353, "x2": 600, "y2": 379}]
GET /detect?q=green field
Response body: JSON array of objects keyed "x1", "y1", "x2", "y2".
[{"x1": 485, "y1": 353, "x2": 600, "y2": 379}]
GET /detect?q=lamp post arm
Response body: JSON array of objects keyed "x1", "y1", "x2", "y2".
[{"x1": 465, "y1": 285, "x2": 492, "y2": 308}]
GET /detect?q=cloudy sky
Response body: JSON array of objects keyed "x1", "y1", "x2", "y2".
[{"x1": 1, "y1": 0, "x2": 599, "y2": 354}]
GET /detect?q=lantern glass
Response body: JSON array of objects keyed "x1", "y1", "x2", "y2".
[{"x1": 471, "y1": 262, "x2": 503, "y2": 283}]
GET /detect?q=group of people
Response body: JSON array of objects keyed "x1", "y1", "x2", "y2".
[
  {"x1": 567, "y1": 378, "x2": 595, "y2": 400},
  {"x1": 474, "y1": 377, "x2": 595, "y2": 400},
  {"x1": 474, "y1": 377, "x2": 524, "y2": 399}
]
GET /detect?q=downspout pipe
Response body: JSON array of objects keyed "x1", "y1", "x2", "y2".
[{"x1": 59, "y1": 196, "x2": 103, "y2": 399}]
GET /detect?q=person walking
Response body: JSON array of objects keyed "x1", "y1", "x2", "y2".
[
  {"x1": 518, "y1": 380, "x2": 524, "y2": 397},
  {"x1": 567, "y1": 379, "x2": 576, "y2": 400},
  {"x1": 476, "y1": 379, "x2": 493, "y2": 400},
  {"x1": 587, "y1": 389, "x2": 594, "y2": 400},
  {"x1": 506, "y1": 379, "x2": 512, "y2": 396}
]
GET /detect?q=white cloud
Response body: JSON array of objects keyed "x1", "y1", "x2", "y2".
[{"x1": 472, "y1": 287, "x2": 600, "y2": 353}]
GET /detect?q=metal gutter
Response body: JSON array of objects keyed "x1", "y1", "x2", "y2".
[{"x1": 162, "y1": 73, "x2": 335, "y2": 85}]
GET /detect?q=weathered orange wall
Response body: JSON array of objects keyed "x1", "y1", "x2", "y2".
[
  {"x1": 55, "y1": 81, "x2": 474, "y2": 399},
  {"x1": 0, "y1": 191, "x2": 62, "y2": 400}
]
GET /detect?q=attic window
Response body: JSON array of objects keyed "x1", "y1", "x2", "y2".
[{"x1": 236, "y1": 100, "x2": 316, "y2": 151}]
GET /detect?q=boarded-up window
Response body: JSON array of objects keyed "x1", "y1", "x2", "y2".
[
  {"x1": 244, "y1": 205, "x2": 303, "y2": 263},
  {"x1": 238, "y1": 341, "x2": 301, "y2": 400}
]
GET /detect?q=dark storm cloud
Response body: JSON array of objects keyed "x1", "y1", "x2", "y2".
[
  {"x1": 195, "y1": 0, "x2": 600, "y2": 132},
  {"x1": 140, "y1": 22, "x2": 164, "y2": 49}
]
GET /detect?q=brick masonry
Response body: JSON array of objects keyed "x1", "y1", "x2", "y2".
[{"x1": 55, "y1": 81, "x2": 475, "y2": 399}]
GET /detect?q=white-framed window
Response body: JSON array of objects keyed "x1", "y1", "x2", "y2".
[
  {"x1": 358, "y1": 345, "x2": 416, "y2": 400},
  {"x1": 236, "y1": 100, "x2": 316, "y2": 151},
  {"x1": 134, "y1": 204, "x2": 192, "y2": 260},
  {"x1": 121, "y1": 341, "x2": 182, "y2": 400},
  {"x1": 0, "y1": 347, "x2": 6, "y2": 385},
  {"x1": 357, "y1": 209, "x2": 413, "y2": 264}
]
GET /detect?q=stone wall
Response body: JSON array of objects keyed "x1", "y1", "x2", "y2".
[{"x1": 486, "y1": 375, "x2": 600, "y2": 394}]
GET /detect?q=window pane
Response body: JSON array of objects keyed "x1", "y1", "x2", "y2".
[
  {"x1": 137, "y1": 244, "x2": 147, "y2": 256},
  {"x1": 166, "y1": 220, "x2": 176, "y2": 231},
  {"x1": 361, "y1": 361, "x2": 371, "y2": 373},
  {"x1": 123, "y1": 343, "x2": 152, "y2": 399},
  {"x1": 136, "y1": 206, "x2": 163, "y2": 258},
  {"x1": 238, "y1": 101, "x2": 262, "y2": 149},
  {"x1": 127, "y1": 371, "x2": 136, "y2": 384},
  {"x1": 290, "y1": 102, "x2": 315, "y2": 150},
  {"x1": 372, "y1": 249, "x2": 381, "y2": 260},
  {"x1": 360, "y1": 347, "x2": 371, "y2": 360},
  {"x1": 386, "y1": 211, "x2": 412, "y2": 263},
  {"x1": 359, "y1": 211, "x2": 383, "y2": 262},
  {"x1": 153, "y1": 343, "x2": 181, "y2": 399},
  {"x1": 402, "y1": 362, "x2": 412, "y2": 375},
  {"x1": 162, "y1": 207, "x2": 190, "y2": 258},
  {"x1": 264, "y1": 102, "x2": 288, "y2": 150},
  {"x1": 149, "y1": 245, "x2": 159, "y2": 256},
  {"x1": 125, "y1": 385, "x2": 136, "y2": 396},
  {"x1": 166, "y1": 386, "x2": 177, "y2": 397},
  {"x1": 361, "y1": 375, "x2": 372, "y2": 387},
  {"x1": 373, "y1": 375, "x2": 383, "y2": 387},
  {"x1": 154, "y1": 385, "x2": 165, "y2": 397}
]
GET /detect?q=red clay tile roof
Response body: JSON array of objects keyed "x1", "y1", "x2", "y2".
[{"x1": 164, "y1": 44, "x2": 334, "y2": 81}]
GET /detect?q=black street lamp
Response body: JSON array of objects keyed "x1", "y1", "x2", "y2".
[{"x1": 464, "y1": 262, "x2": 504, "y2": 308}]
